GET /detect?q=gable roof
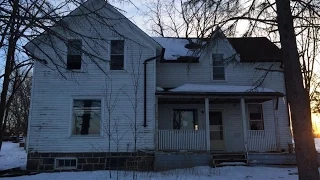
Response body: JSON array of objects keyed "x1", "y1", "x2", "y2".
[
  {"x1": 152, "y1": 37, "x2": 282, "y2": 63},
  {"x1": 25, "y1": 0, "x2": 162, "y2": 54}
]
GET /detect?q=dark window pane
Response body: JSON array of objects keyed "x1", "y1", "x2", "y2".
[
  {"x1": 250, "y1": 113, "x2": 262, "y2": 120},
  {"x1": 212, "y1": 67, "x2": 225, "y2": 80},
  {"x1": 250, "y1": 121, "x2": 264, "y2": 130},
  {"x1": 68, "y1": 40, "x2": 82, "y2": 55},
  {"x1": 111, "y1": 40, "x2": 124, "y2": 54},
  {"x1": 210, "y1": 131, "x2": 223, "y2": 140},
  {"x1": 67, "y1": 40, "x2": 82, "y2": 70},
  {"x1": 73, "y1": 100, "x2": 101, "y2": 108},
  {"x1": 58, "y1": 160, "x2": 64, "y2": 167},
  {"x1": 248, "y1": 104, "x2": 264, "y2": 130},
  {"x1": 173, "y1": 110, "x2": 196, "y2": 130},
  {"x1": 65, "y1": 160, "x2": 71, "y2": 166},
  {"x1": 209, "y1": 111, "x2": 222, "y2": 125},
  {"x1": 67, "y1": 55, "x2": 81, "y2": 69},
  {"x1": 71, "y1": 160, "x2": 76, "y2": 166},
  {"x1": 110, "y1": 55, "x2": 124, "y2": 70}
]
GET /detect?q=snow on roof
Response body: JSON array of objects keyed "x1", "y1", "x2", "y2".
[
  {"x1": 169, "y1": 84, "x2": 276, "y2": 93},
  {"x1": 152, "y1": 37, "x2": 201, "y2": 60}
]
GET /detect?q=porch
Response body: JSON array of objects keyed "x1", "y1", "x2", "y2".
[{"x1": 155, "y1": 88, "x2": 283, "y2": 153}]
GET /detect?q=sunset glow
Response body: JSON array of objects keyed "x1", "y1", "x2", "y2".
[{"x1": 312, "y1": 114, "x2": 320, "y2": 137}]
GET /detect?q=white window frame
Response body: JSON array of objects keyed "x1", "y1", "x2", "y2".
[
  {"x1": 211, "y1": 53, "x2": 226, "y2": 81},
  {"x1": 109, "y1": 40, "x2": 126, "y2": 71},
  {"x1": 69, "y1": 97, "x2": 104, "y2": 137},
  {"x1": 247, "y1": 103, "x2": 265, "y2": 131},
  {"x1": 54, "y1": 158, "x2": 78, "y2": 170}
]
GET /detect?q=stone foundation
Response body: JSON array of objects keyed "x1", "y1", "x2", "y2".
[{"x1": 27, "y1": 152, "x2": 154, "y2": 172}]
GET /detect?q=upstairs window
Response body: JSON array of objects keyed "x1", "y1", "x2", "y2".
[
  {"x1": 212, "y1": 54, "x2": 225, "y2": 80},
  {"x1": 73, "y1": 99, "x2": 101, "y2": 135},
  {"x1": 248, "y1": 104, "x2": 264, "y2": 130},
  {"x1": 173, "y1": 109, "x2": 198, "y2": 130},
  {"x1": 67, "y1": 39, "x2": 82, "y2": 70},
  {"x1": 110, "y1": 40, "x2": 124, "y2": 70}
]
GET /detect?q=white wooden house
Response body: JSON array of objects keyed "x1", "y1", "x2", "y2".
[{"x1": 25, "y1": 0, "x2": 292, "y2": 171}]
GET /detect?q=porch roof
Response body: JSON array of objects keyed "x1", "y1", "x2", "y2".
[{"x1": 156, "y1": 84, "x2": 284, "y2": 98}]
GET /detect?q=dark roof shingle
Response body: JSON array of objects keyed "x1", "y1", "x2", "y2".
[{"x1": 227, "y1": 37, "x2": 282, "y2": 62}]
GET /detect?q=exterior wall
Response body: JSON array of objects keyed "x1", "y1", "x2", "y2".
[
  {"x1": 27, "y1": 2, "x2": 158, "y2": 154},
  {"x1": 156, "y1": 38, "x2": 291, "y2": 151},
  {"x1": 158, "y1": 100, "x2": 283, "y2": 152}
]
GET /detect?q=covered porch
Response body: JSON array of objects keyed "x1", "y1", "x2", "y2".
[{"x1": 155, "y1": 84, "x2": 283, "y2": 153}]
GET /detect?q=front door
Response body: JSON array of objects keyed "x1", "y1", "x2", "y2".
[{"x1": 209, "y1": 111, "x2": 225, "y2": 151}]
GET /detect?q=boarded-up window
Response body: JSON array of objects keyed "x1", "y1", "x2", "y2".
[
  {"x1": 73, "y1": 99, "x2": 101, "y2": 135},
  {"x1": 173, "y1": 109, "x2": 197, "y2": 130},
  {"x1": 67, "y1": 40, "x2": 82, "y2": 70},
  {"x1": 248, "y1": 104, "x2": 264, "y2": 130},
  {"x1": 110, "y1": 40, "x2": 124, "y2": 70},
  {"x1": 212, "y1": 54, "x2": 225, "y2": 80}
]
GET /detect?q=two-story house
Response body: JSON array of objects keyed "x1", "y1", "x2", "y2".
[{"x1": 25, "y1": 0, "x2": 292, "y2": 171}]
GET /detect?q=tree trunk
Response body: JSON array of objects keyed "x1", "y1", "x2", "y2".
[{"x1": 276, "y1": 0, "x2": 319, "y2": 179}]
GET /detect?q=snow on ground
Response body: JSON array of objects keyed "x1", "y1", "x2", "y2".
[
  {"x1": 0, "y1": 142, "x2": 27, "y2": 171},
  {"x1": 1, "y1": 166, "x2": 299, "y2": 180}
]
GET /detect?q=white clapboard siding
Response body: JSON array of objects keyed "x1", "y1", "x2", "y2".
[
  {"x1": 28, "y1": 1, "x2": 160, "y2": 153},
  {"x1": 156, "y1": 38, "x2": 292, "y2": 151}
]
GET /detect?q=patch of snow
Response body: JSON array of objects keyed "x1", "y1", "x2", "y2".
[
  {"x1": 156, "y1": 86, "x2": 164, "y2": 91},
  {"x1": 153, "y1": 37, "x2": 201, "y2": 60},
  {"x1": 0, "y1": 166, "x2": 300, "y2": 180},
  {"x1": 0, "y1": 142, "x2": 27, "y2": 171},
  {"x1": 170, "y1": 83, "x2": 276, "y2": 93}
]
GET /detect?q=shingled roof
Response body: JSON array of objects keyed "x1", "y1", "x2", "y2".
[
  {"x1": 227, "y1": 37, "x2": 282, "y2": 62},
  {"x1": 153, "y1": 37, "x2": 282, "y2": 63}
]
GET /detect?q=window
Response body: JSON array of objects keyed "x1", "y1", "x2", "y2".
[
  {"x1": 248, "y1": 104, "x2": 264, "y2": 130},
  {"x1": 67, "y1": 39, "x2": 82, "y2": 70},
  {"x1": 173, "y1": 109, "x2": 197, "y2": 130},
  {"x1": 55, "y1": 158, "x2": 77, "y2": 169},
  {"x1": 212, "y1": 54, "x2": 225, "y2": 80},
  {"x1": 72, "y1": 99, "x2": 101, "y2": 135},
  {"x1": 110, "y1": 40, "x2": 124, "y2": 70}
]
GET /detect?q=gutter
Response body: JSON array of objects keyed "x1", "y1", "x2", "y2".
[{"x1": 143, "y1": 49, "x2": 164, "y2": 127}]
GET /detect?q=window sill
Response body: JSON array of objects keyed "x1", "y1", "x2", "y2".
[
  {"x1": 65, "y1": 69, "x2": 85, "y2": 73},
  {"x1": 69, "y1": 135, "x2": 104, "y2": 138},
  {"x1": 109, "y1": 69, "x2": 127, "y2": 73},
  {"x1": 211, "y1": 79, "x2": 227, "y2": 83}
]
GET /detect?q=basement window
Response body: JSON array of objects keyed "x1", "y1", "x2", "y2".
[{"x1": 55, "y1": 158, "x2": 77, "y2": 169}]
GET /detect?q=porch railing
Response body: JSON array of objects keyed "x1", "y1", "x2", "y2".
[
  {"x1": 158, "y1": 130, "x2": 206, "y2": 151},
  {"x1": 247, "y1": 130, "x2": 277, "y2": 152}
]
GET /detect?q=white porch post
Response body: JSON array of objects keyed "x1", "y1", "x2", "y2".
[
  {"x1": 273, "y1": 98, "x2": 281, "y2": 151},
  {"x1": 205, "y1": 98, "x2": 210, "y2": 151},
  {"x1": 240, "y1": 98, "x2": 248, "y2": 152},
  {"x1": 155, "y1": 97, "x2": 159, "y2": 151}
]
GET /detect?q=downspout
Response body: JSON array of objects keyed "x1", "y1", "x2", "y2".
[{"x1": 143, "y1": 49, "x2": 164, "y2": 127}]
